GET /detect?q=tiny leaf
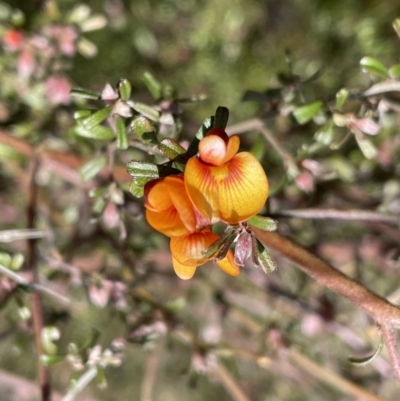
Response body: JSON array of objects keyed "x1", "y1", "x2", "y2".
[
  {"x1": 159, "y1": 138, "x2": 186, "y2": 161},
  {"x1": 115, "y1": 116, "x2": 129, "y2": 150},
  {"x1": 70, "y1": 87, "x2": 100, "y2": 100},
  {"x1": 389, "y1": 64, "x2": 400, "y2": 79},
  {"x1": 41, "y1": 354, "x2": 64, "y2": 366},
  {"x1": 186, "y1": 117, "x2": 213, "y2": 157},
  {"x1": 143, "y1": 72, "x2": 162, "y2": 100},
  {"x1": 129, "y1": 181, "x2": 144, "y2": 198},
  {"x1": 130, "y1": 102, "x2": 160, "y2": 121},
  {"x1": 119, "y1": 79, "x2": 131, "y2": 101},
  {"x1": 252, "y1": 238, "x2": 277, "y2": 274},
  {"x1": 75, "y1": 124, "x2": 115, "y2": 141},
  {"x1": 126, "y1": 161, "x2": 180, "y2": 185},
  {"x1": 202, "y1": 228, "x2": 237, "y2": 259},
  {"x1": 80, "y1": 106, "x2": 113, "y2": 130},
  {"x1": 79, "y1": 156, "x2": 107, "y2": 182},
  {"x1": 74, "y1": 110, "x2": 92, "y2": 120},
  {"x1": 315, "y1": 120, "x2": 335, "y2": 145},
  {"x1": 214, "y1": 106, "x2": 229, "y2": 129},
  {"x1": 41, "y1": 326, "x2": 60, "y2": 355},
  {"x1": 335, "y1": 88, "x2": 349, "y2": 110},
  {"x1": 248, "y1": 216, "x2": 278, "y2": 232},
  {"x1": 293, "y1": 101, "x2": 323, "y2": 124},
  {"x1": 131, "y1": 116, "x2": 156, "y2": 139},
  {"x1": 354, "y1": 130, "x2": 377, "y2": 159},
  {"x1": 348, "y1": 338, "x2": 383, "y2": 366},
  {"x1": 360, "y1": 57, "x2": 389, "y2": 78}
]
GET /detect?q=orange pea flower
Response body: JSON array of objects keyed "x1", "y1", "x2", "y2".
[
  {"x1": 184, "y1": 128, "x2": 269, "y2": 225},
  {"x1": 170, "y1": 228, "x2": 240, "y2": 279},
  {"x1": 144, "y1": 175, "x2": 199, "y2": 237}
]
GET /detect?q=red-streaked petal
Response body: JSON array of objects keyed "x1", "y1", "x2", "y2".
[
  {"x1": 144, "y1": 179, "x2": 173, "y2": 212},
  {"x1": 165, "y1": 176, "x2": 197, "y2": 233},
  {"x1": 199, "y1": 135, "x2": 227, "y2": 166},
  {"x1": 170, "y1": 230, "x2": 217, "y2": 266},
  {"x1": 185, "y1": 152, "x2": 268, "y2": 224},
  {"x1": 223, "y1": 135, "x2": 240, "y2": 163},
  {"x1": 216, "y1": 250, "x2": 240, "y2": 276},
  {"x1": 172, "y1": 256, "x2": 197, "y2": 280},
  {"x1": 146, "y1": 208, "x2": 190, "y2": 237}
]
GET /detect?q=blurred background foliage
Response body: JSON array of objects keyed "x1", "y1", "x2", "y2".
[{"x1": 1, "y1": 0, "x2": 400, "y2": 400}]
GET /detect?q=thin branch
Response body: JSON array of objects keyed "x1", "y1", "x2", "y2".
[
  {"x1": 61, "y1": 367, "x2": 97, "y2": 401},
  {"x1": 26, "y1": 158, "x2": 52, "y2": 401},
  {"x1": 273, "y1": 208, "x2": 400, "y2": 225},
  {"x1": 253, "y1": 228, "x2": 400, "y2": 379},
  {"x1": 288, "y1": 349, "x2": 390, "y2": 401},
  {"x1": 207, "y1": 357, "x2": 252, "y2": 401},
  {"x1": 380, "y1": 323, "x2": 400, "y2": 380},
  {"x1": 140, "y1": 339, "x2": 163, "y2": 401},
  {"x1": 0, "y1": 229, "x2": 47, "y2": 243}
]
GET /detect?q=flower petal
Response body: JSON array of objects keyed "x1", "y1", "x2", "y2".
[
  {"x1": 216, "y1": 250, "x2": 240, "y2": 276},
  {"x1": 170, "y1": 230, "x2": 217, "y2": 266},
  {"x1": 172, "y1": 256, "x2": 197, "y2": 279},
  {"x1": 184, "y1": 152, "x2": 268, "y2": 224},
  {"x1": 146, "y1": 208, "x2": 190, "y2": 237},
  {"x1": 144, "y1": 179, "x2": 172, "y2": 212},
  {"x1": 199, "y1": 135, "x2": 227, "y2": 166},
  {"x1": 223, "y1": 135, "x2": 240, "y2": 163}
]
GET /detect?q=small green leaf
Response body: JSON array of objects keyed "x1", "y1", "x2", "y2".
[
  {"x1": 348, "y1": 338, "x2": 383, "y2": 366},
  {"x1": 332, "y1": 113, "x2": 348, "y2": 127},
  {"x1": 115, "y1": 116, "x2": 129, "y2": 150},
  {"x1": 335, "y1": 88, "x2": 349, "y2": 110},
  {"x1": 0, "y1": 253, "x2": 12, "y2": 268},
  {"x1": 96, "y1": 367, "x2": 107, "y2": 389},
  {"x1": 79, "y1": 156, "x2": 107, "y2": 182},
  {"x1": 186, "y1": 117, "x2": 213, "y2": 157},
  {"x1": 93, "y1": 197, "x2": 107, "y2": 215},
  {"x1": 293, "y1": 101, "x2": 323, "y2": 124},
  {"x1": 75, "y1": 124, "x2": 115, "y2": 141},
  {"x1": 130, "y1": 102, "x2": 160, "y2": 121},
  {"x1": 11, "y1": 253, "x2": 24, "y2": 271},
  {"x1": 119, "y1": 79, "x2": 132, "y2": 101},
  {"x1": 129, "y1": 181, "x2": 144, "y2": 198},
  {"x1": 159, "y1": 138, "x2": 186, "y2": 161},
  {"x1": 315, "y1": 120, "x2": 335, "y2": 145},
  {"x1": 70, "y1": 87, "x2": 100, "y2": 100},
  {"x1": 248, "y1": 216, "x2": 278, "y2": 232},
  {"x1": 252, "y1": 238, "x2": 277, "y2": 274},
  {"x1": 214, "y1": 106, "x2": 229, "y2": 129},
  {"x1": 360, "y1": 57, "x2": 389, "y2": 78},
  {"x1": 74, "y1": 110, "x2": 92, "y2": 120},
  {"x1": 143, "y1": 72, "x2": 162, "y2": 100},
  {"x1": 389, "y1": 63, "x2": 400, "y2": 79},
  {"x1": 131, "y1": 116, "x2": 156, "y2": 138},
  {"x1": 126, "y1": 161, "x2": 181, "y2": 185},
  {"x1": 41, "y1": 326, "x2": 60, "y2": 355},
  {"x1": 80, "y1": 106, "x2": 113, "y2": 130},
  {"x1": 393, "y1": 18, "x2": 400, "y2": 39},
  {"x1": 41, "y1": 354, "x2": 64, "y2": 366},
  {"x1": 354, "y1": 131, "x2": 377, "y2": 159}
]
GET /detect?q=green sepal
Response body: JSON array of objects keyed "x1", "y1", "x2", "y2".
[
  {"x1": 360, "y1": 56, "x2": 389, "y2": 78},
  {"x1": 80, "y1": 106, "x2": 113, "y2": 130},
  {"x1": 126, "y1": 161, "x2": 181, "y2": 186},
  {"x1": 335, "y1": 88, "x2": 349, "y2": 111},
  {"x1": 293, "y1": 101, "x2": 323, "y2": 124},
  {"x1": 75, "y1": 124, "x2": 115, "y2": 141},
  {"x1": 248, "y1": 215, "x2": 277, "y2": 232},
  {"x1": 252, "y1": 237, "x2": 277, "y2": 274},
  {"x1": 143, "y1": 72, "x2": 162, "y2": 100},
  {"x1": 348, "y1": 338, "x2": 383, "y2": 366},
  {"x1": 214, "y1": 106, "x2": 229, "y2": 129},
  {"x1": 202, "y1": 228, "x2": 237, "y2": 260},
  {"x1": 70, "y1": 87, "x2": 100, "y2": 100},
  {"x1": 115, "y1": 116, "x2": 129, "y2": 149},
  {"x1": 78, "y1": 156, "x2": 107, "y2": 182},
  {"x1": 186, "y1": 116, "x2": 213, "y2": 157},
  {"x1": 130, "y1": 102, "x2": 160, "y2": 121},
  {"x1": 159, "y1": 138, "x2": 187, "y2": 161},
  {"x1": 119, "y1": 79, "x2": 132, "y2": 101}
]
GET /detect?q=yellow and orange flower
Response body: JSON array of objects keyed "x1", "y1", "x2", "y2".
[
  {"x1": 144, "y1": 175, "x2": 198, "y2": 237},
  {"x1": 184, "y1": 128, "x2": 269, "y2": 225},
  {"x1": 170, "y1": 228, "x2": 239, "y2": 280}
]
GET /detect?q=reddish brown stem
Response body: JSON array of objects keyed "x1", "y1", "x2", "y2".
[{"x1": 27, "y1": 158, "x2": 52, "y2": 401}]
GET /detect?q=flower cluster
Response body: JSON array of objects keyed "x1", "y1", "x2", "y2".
[{"x1": 134, "y1": 113, "x2": 272, "y2": 279}]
